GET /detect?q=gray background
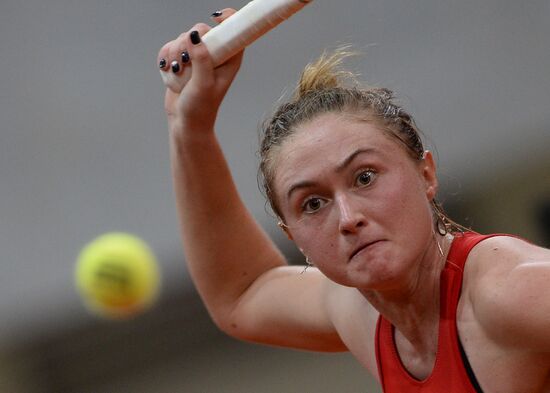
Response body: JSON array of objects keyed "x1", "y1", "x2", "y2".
[{"x1": 1, "y1": 0, "x2": 549, "y2": 392}]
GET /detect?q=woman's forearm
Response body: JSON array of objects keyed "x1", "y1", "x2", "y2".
[{"x1": 170, "y1": 130, "x2": 286, "y2": 325}]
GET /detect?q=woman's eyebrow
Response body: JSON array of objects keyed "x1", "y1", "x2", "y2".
[
  {"x1": 286, "y1": 180, "x2": 318, "y2": 201},
  {"x1": 335, "y1": 148, "x2": 377, "y2": 173},
  {"x1": 286, "y1": 148, "x2": 377, "y2": 201}
]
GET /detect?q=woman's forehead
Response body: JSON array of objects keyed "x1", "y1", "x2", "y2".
[
  {"x1": 274, "y1": 114, "x2": 403, "y2": 184},
  {"x1": 282, "y1": 114, "x2": 396, "y2": 160}
]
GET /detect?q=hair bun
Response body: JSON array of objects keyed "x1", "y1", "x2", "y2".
[{"x1": 294, "y1": 45, "x2": 360, "y2": 100}]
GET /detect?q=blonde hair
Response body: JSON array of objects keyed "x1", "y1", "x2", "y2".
[
  {"x1": 294, "y1": 46, "x2": 359, "y2": 98},
  {"x1": 259, "y1": 47, "x2": 463, "y2": 233}
]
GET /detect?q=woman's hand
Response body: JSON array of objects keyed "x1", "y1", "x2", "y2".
[{"x1": 158, "y1": 9, "x2": 244, "y2": 136}]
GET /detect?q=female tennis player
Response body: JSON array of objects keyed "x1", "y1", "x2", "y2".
[{"x1": 157, "y1": 9, "x2": 550, "y2": 392}]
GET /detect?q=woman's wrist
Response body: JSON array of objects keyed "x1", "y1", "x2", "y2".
[
  {"x1": 169, "y1": 114, "x2": 216, "y2": 138},
  {"x1": 169, "y1": 121, "x2": 217, "y2": 151}
]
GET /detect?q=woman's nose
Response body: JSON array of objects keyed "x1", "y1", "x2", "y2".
[{"x1": 337, "y1": 195, "x2": 367, "y2": 235}]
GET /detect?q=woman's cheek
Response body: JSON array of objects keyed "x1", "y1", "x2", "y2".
[{"x1": 379, "y1": 174, "x2": 420, "y2": 221}]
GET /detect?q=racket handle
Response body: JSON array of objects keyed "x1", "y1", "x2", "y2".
[
  {"x1": 204, "y1": 0, "x2": 313, "y2": 67},
  {"x1": 162, "y1": 0, "x2": 313, "y2": 93}
]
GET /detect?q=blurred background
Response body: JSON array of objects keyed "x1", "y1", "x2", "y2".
[{"x1": 1, "y1": 0, "x2": 549, "y2": 392}]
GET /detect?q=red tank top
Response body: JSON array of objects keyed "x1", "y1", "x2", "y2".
[{"x1": 375, "y1": 232, "x2": 498, "y2": 392}]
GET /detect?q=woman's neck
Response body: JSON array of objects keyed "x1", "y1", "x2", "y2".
[{"x1": 360, "y1": 233, "x2": 453, "y2": 352}]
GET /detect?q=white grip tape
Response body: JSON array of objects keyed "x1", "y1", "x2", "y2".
[
  {"x1": 204, "y1": 0, "x2": 311, "y2": 66},
  {"x1": 161, "y1": 0, "x2": 312, "y2": 93}
]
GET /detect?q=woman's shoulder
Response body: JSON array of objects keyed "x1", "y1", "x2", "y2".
[
  {"x1": 464, "y1": 233, "x2": 548, "y2": 275},
  {"x1": 463, "y1": 233, "x2": 550, "y2": 349}
]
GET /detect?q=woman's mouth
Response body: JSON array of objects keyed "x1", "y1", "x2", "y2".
[{"x1": 349, "y1": 240, "x2": 385, "y2": 261}]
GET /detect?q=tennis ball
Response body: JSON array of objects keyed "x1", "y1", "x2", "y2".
[{"x1": 75, "y1": 232, "x2": 161, "y2": 319}]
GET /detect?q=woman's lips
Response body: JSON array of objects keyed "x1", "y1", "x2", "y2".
[{"x1": 349, "y1": 240, "x2": 384, "y2": 261}]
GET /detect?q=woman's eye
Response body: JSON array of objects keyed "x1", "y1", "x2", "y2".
[
  {"x1": 356, "y1": 170, "x2": 376, "y2": 187},
  {"x1": 302, "y1": 197, "x2": 325, "y2": 213}
]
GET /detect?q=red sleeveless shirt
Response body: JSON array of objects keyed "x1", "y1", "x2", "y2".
[{"x1": 374, "y1": 232, "x2": 498, "y2": 392}]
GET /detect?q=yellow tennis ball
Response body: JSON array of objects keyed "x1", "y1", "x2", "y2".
[{"x1": 75, "y1": 232, "x2": 161, "y2": 319}]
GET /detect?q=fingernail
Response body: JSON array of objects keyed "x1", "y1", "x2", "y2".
[
  {"x1": 171, "y1": 60, "x2": 180, "y2": 73},
  {"x1": 159, "y1": 58, "x2": 166, "y2": 69},
  {"x1": 211, "y1": 10, "x2": 223, "y2": 17},
  {"x1": 190, "y1": 30, "x2": 201, "y2": 45},
  {"x1": 181, "y1": 51, "x2": 190, "y2": 63}
]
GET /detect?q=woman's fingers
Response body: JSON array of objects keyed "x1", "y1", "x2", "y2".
[
  {"x1": 158, "y1": 40, "x2": 183, "y2": 92},
  {"x1": 158, "y1": 23, "x2": 212, "y2": 93},
  {"x1": 169, "y1": 24, "x2": 211, "y2": 74},
  {"x1": 160, "y1": 7, "x2": 245, "y2": 121},
  {"x1": 184, "y1": 8, "x2": 243, "y2": 93},
  {"x1": 158, "y1": 7, "x2": 243, "y2": 94},
  {"x1": 210, "y1": 8, "x2": 238, "y2": 24},
  {"x1": 183, "y1": 26, "x2": 216, "y2": 95}
]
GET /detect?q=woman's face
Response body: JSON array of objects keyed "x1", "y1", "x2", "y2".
[{"x1": 273, "y1": 112, "x2": 438, "y2": 290}]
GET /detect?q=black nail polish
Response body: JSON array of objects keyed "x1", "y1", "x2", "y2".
[
  {"x1": 159, "y1": 58, "x2": 166, "y2": 69},
  {"x1": 181, "y1": 51, "x2": 190, "y2": 63},
  {"x1": 171, "y1": 60, "x2": 180, "y2": 73},
  {"x1": 190, "y1": 30, "x2": 201, "y2": 45},
  {"x1": 211, "y1": 10, "x2": 223, "y2": 17}
]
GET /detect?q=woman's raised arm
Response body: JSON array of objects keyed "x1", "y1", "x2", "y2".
[{"x1": 158, "y1": 10, "x2": 344, "y2": 351}]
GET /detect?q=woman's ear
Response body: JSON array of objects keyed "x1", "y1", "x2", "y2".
[
  {"x1": 277, "y1": 221, "x2": 294, "y2": 241},
  {"x1": 421, "y1": 151, "x2": 438, "y2": 200}
]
